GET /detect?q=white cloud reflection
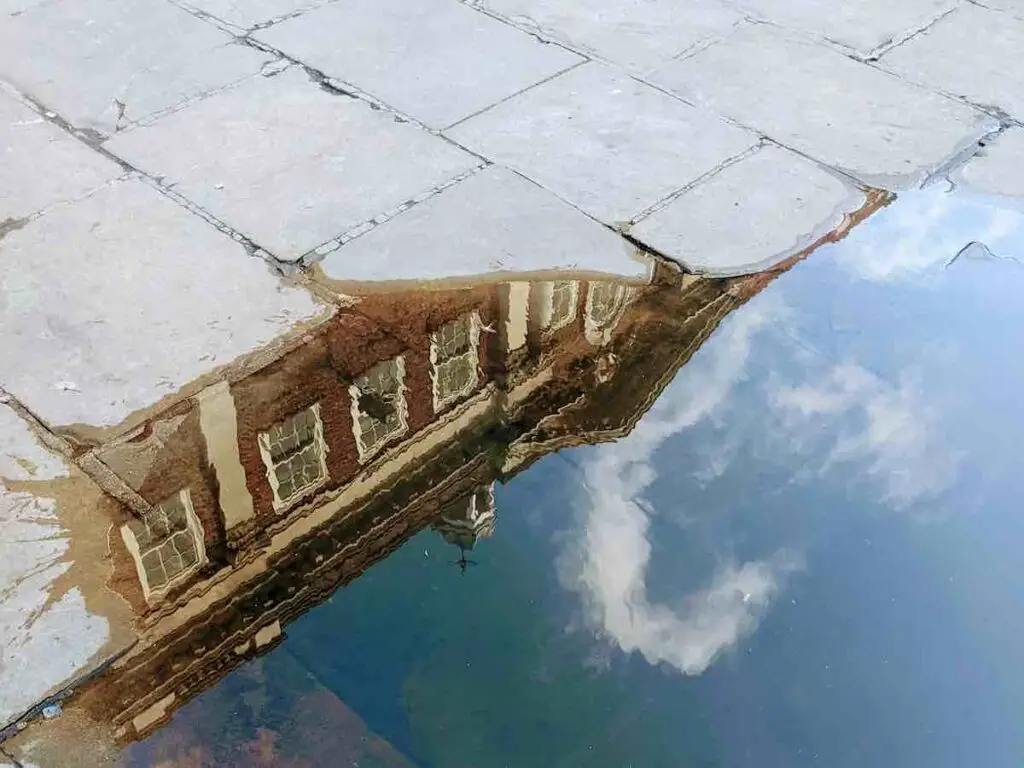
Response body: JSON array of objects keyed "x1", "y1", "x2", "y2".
[
  {"x1": 564, "y1": 298, "x2": 803, "y2": 675},
  {"x1": 770, "y1": 363, "x2": 960, "y2": 509},
  {"x1": 835, "y1": 189, "x2": 1024, "y2": 283}
]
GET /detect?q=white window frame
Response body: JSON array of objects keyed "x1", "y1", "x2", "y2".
[
  {"x1": 537, "y1": 281, "x2": 580, "y2": 332},
  {"x1": 429, "y1": 311, "x2": 482, "y2": 413},
  {"x1": 257, "y1": 402, "x2": 329, "y2": 512},
  {"x1": 120, "y1": 489, "x2": 206, "y2": 602},
  {"x1": 584, "y1": 282, "x2": 633, "y2": 345},
  {"x1": 349, "y1": 355, "x2": 409, "y2": 463}
]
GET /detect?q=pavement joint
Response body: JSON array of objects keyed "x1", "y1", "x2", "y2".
[
  {"x1": 627, "y1": 141, "x2": 767, "y2": 226},
  {"x1": 859, "y1": 3, "x2": 963, "y2": 62},
  {"x1": 0, "y1": 387, "x2": 156, "y2": 518},
  {"x1": 297, "y1": 163, "x2": 490, "y2": 266}
]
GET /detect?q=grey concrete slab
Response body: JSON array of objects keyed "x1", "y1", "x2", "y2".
[
  {"x1": 478, "y1": 0, "x2": 741, "y2": 73},
  {"x1": 0, "y1": 91, "x2": 121, "y2": 221},
  {"x1": 957, "y1": 128, "x2": 1024, "y2": 198},
  {"x1": 256, "y1": 0, "x2": 581, "y2": 129},
  {"x1": 178, "y1": 0, "x2": 324, "y2": 29},
  {"x1": 446, "y1": 63, "x2": 758, "y2": 225},
  {"x1": 631, "y1": 145, "x2": 867, "y2": 276},
  {"x1": 650, "y1": 24, "x2": 993, "y2": 188},
  {"x1": 106, "y1": 67, "x2": 480, "y2": 261},
  {"x1": 0, "y1": 403, "x2": 136, "y2": 729},
  {"x1": 0, "y1": 0, "x2": 270, "y2": 134},
  {"x1": 729, "y1": 0, "x2": 956, "y2": 55},
  {"x1": 882, "y1": 4, "x2": 1024, "y2": 121},
  {"x1": 314, "y1": 166, "x2": 651, "y2": 286},
  {"x1": 973, "y1": 0, "x2": 1024, "y2": 20},
  {"x1": 0, "y1": 177, "x2": 330, "y2": 429}
]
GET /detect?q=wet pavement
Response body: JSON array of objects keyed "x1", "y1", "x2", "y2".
[
  {"x1": 3, "y1": 0, "x2": 1024, "y2": 765},
  {"x1": 2, "y1": 172, "x2": 1024, "y2": 766}
]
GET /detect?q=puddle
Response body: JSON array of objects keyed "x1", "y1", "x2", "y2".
[{"x1": 5, "y1": 180, "x2": 1024, "y2": 767}]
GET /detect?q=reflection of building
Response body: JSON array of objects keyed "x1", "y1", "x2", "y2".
[
  {"x1": 434, "y1": 483, "x2": 497, "y2": 552},
  {"x1": 9, "y1": 189, "x2": 891, "y2": 751}
]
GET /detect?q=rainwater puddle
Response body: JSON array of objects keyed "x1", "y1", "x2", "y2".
[{"x1": 14, "y1": 182, "x2": 1024, "y2": 768}]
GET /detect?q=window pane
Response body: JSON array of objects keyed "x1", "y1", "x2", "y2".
[{"x1": 142, "y1": 550, "x2": 168, "y2": 590}]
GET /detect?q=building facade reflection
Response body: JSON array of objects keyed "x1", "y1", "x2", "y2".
[{"x1": 14, "y1": 188, "x2": 889, "y2": 751}]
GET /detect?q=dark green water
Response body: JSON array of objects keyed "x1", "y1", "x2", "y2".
[{"x1": 127, "y1": 186, "x2": 1024, "y2": 767}]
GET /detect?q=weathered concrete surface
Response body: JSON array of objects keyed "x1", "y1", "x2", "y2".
[
  {"x1": 973, "y1": 0, "x2": 1024, "y2": 20},
  {"x1": 107, "y1": 67, "x2": 480, "y2": 262},
  {"x1": 478, "y1": 0, "x2": 742, "y2": 72},
  {"x1": 882, "y1": 4, "x2": 1024, "y2": 122},
  {"x1": 631, "y1": 145, "x2": 868, "y2": 276},
  {"x1": 731, "y1": 0, "x2": 956, "y2": 55},
  {"x1": 0, "y1": 177, "x2": 330, "y2": 429},
  {"x1": 314, "y1": 166, "x2": 651, "y2": 286},
  {"x1": 0, "y1": 0, "x2": 270, "y2": 135},
  {"x1": 0, "y1": 404, "x2": 137, "y2": 730},
  {"x1": 0, "y1": 90, "x2": 121, "y2": 221},
  {"x1": 178, "y1": 0, "x2": 324, "y2": 29},
  {"x1": 256, "y1": 0, "x2": 582, "y2": 129},
  {"x1": 957, "y1": 129, "x2": 1024, "y2": 198},
  {"x1": 650, "y1": 23, "x2": 995, "y2": 188},
  {"x1": 447, "y1": 62, "x2": 757, "y2": 225}
]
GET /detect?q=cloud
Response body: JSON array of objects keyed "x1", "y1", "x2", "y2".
[
  {"x1": 563, "y1": 297, "x2": 802, "y2": 675},
  {"x1": 770, "y1": 363, "x2": 960, "y2": 508},
  {"x1": 834, "y1": 188, "x2": 1024, "y2": 283}
]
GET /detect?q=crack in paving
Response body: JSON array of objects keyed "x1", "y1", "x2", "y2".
[
  {"x1": 0, "y1": 217, "x2": 28, "y2": 244},
  {"x1": 860, "y1": 3, "x2": 961, "y2": 61},
  {"x1": 0, "y1": 388, "x2": 156, "y2": 519},
  {"x1": 0, "y1": 744, "x2": 25, "y2": 767}
]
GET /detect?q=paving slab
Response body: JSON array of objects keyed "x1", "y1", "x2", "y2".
[
  {"x1": 106, "y1": 67, "x2": 480, "y2": 262},
  {"x1": 0, "y1": 91, "x2": 121, "y2": 222},
  {"x1": 972, "y1": 0, "x2": 1024, "y2": 20},
  {"x1": 256, "y1": 0, "x2": 581, "y2": 129},
  {"x1": 446, "y1": 62, "x2": 757, "y2": 225},
  {"x1": 956, "y1": 128, "x2": 1024, "y2": 198},
  {"x1": 313, "y1": 166, "x2": 650, "y2": 286},
  {"x1": 0, "y1": 177, "x2": 329, "y2": 429},
  {"x1": 0, "y1": 403, "x2": 137, "y2": 729},
  {"x1": 0, "y1": 0, "x2": 270, "y2": 135},
  {"x1": 882, "y1": 4, "x2": 1024, "y2": 122},
  {"x1": 178, "y1": 0, "x2": 324, "y2": 29},
  {"x1": 631, "y1": 145, "x2": 867, "y2": 276},
  {"x1": 729, "y1": 0, "x2": 956, "y2": 55},
  {"x1": 650, "y1": 23, "x2": 993, "y2": 188},
  {"x1": 477, "y1": 0, "x2": 742, "y2": 73}
]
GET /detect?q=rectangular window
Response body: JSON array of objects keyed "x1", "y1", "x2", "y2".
[
  {"x1": 350, "y1": 356, "x2": 408, "y2": 462},
  {"x1": 258, "y1": 403, "x2": 329, "y2": 510},
  {"x1": 122, "y1": 490, "x2": 205, "y2": 599},
  {"x1": 430, "y1": 312, "x2": 481, "y2": 412},
  {"x1": 548, "y1": 281, "x2": 579, "y2": 331}
]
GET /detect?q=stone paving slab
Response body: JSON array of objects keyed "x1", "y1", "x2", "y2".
[
  {"x1": 0, "y1": 403, "x2": 136, "y2": 729},
  {"x1": 730, "y1": 0, "x2": 956, "y2": 55},
  {"x1": 0, "y1": 177, "x2": 329, "y2": 429},
  {"x1": 0, "y1": 0, "x2": 270, "y2": 134},
  {"x1": 257, "y1": 0, "x2": 581, "y2": 129},
  {"x1": 478, "y1": 0, "x2": 742, "y2": 73},
  {"x1": 107, "y1": 67, "x2": 480, "y2": 262},
  {"x1": 972, "y1": 0, "x2": 1024, "y2": 20},
  {"x1": 313, "y1": 166, "x2": 650, "y2": 286},
  {"x1": 650, "y1": 23, "x2": 994, "y2": 188},
  {"x1": 957, "y1": 128, "x2": 1024, "y2": 198},
  {"x1": 178, "y1": 0, "x2": 323, "y2": 30},
  {"x1": 0, "y1": 91, "x2": 121, "y2": 221},
  {"x1": 881, "y1": 4, "x2": 1024, "y2": 122},
  {"x1": 447, "y1": 62, "x2": 757, "y2": 226},
  {"x1": 631, "y1": 145, "x2": 867, "y2": 276}
]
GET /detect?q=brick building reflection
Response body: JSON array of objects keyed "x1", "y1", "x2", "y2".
[{"x1": 56, "y1": 193, "x2": 888, "y2": 744}]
